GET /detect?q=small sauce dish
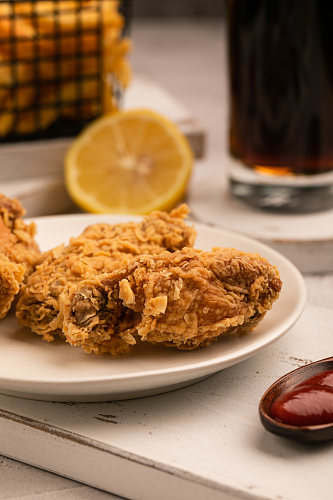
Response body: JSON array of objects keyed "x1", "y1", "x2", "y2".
[{"x1": 259, "y1": 356, "x2": 333, "y2": 442}]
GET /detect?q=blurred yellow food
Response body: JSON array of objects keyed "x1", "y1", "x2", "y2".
[
  {"x1": 0, "y1": 0, "x2": 131, "y2": 137},
  {"x1": 65, "y1": 109, "x2": 194, "y2": 214},
  {"x1": 0, "y1": 55, "x2": 35, "y2": 135}
]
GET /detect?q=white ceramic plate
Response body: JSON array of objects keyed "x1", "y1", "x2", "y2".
[{"x1": 0, "y1": 214, "x2": 306, "y2": 402}]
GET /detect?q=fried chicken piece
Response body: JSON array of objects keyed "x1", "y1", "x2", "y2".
[
  {"x1": 0, "y1": 193, "x2": 40, "y2": 318},
  {"x1": 61, "y1": 247, "x2": 282, "y2": 355},
  {"x1": 16, "y1": 204, "x2": 196, "y2": 340}
]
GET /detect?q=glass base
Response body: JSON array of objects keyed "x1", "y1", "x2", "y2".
[{"x1": 228, "y1": 159, "x2": 333, "y2": 213}]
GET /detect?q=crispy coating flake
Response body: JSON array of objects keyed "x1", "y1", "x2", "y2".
[
  {"x1": 0, "y1": 193, "x2": 40, "y2": 318},
  {"x1": 16, "y1": 204, "x2": 196, "y2": 341},
  {"x1": 61, "y1": 247, "x2": 282, "y2": 355}
]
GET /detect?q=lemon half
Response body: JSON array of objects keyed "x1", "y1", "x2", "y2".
[{"x1": 65, "y1": 109, "x2": 193, "y2": 214}]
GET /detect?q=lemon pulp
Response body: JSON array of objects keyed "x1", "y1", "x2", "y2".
[{"x1": 65, "y1": 109, "x2": 193, "y2": 214}]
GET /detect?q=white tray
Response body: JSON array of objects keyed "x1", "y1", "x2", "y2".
[
  {"x1": 0, "y1": 304, "x2": 332, "y2": 500},
  {"x1": 189, "y1": 170, "x2": 333, "y2": 273}
]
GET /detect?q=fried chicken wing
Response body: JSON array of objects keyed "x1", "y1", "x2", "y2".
[
  {"x1": 16, "y1": 204, "x2": 195, "y2": 340},
  {"x1": 61, "y1": 247, "x2": 282, "y2": 355},
  {"x1": 0, "y1": 194, "x2": 40, "y2": 318}
]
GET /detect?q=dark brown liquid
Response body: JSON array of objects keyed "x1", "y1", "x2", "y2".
[{"x1": 228, "y1": 0, "x2": 333, "y2": 176}]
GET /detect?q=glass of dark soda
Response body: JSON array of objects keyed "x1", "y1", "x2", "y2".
[{"x1": 227, "y1": 0, "x2": 333, "y2": 212}]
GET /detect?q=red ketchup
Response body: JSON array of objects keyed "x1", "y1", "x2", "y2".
[{"x1": 270, "y1": 369, "x2": 333, "y2": 426}]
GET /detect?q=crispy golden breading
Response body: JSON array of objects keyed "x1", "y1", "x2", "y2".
[
  {"x1": 61, "y1": 247, "x2": 282, "y2": 355},
  {"x1": 16, "y1": 205, "x2": 196, "y2": 341},
  {"x1": 0, "y1": 194, "x2": 40, "y2": 318}
]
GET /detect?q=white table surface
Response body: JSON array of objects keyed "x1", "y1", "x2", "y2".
[{"x1": 1, "y1": 18, "x2": 333, "y2": 500}]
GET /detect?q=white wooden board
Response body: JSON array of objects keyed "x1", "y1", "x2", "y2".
[
  {"x1": 189, "y1": 166, "x2": 333, "y2": 272},
  {"x1": 0, "y1": 304, "x2": 332, "y2": 500}
]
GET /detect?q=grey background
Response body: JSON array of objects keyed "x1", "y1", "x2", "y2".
[{"x1": 132, "y1": 0, "x2": 225, "y2": 18}]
